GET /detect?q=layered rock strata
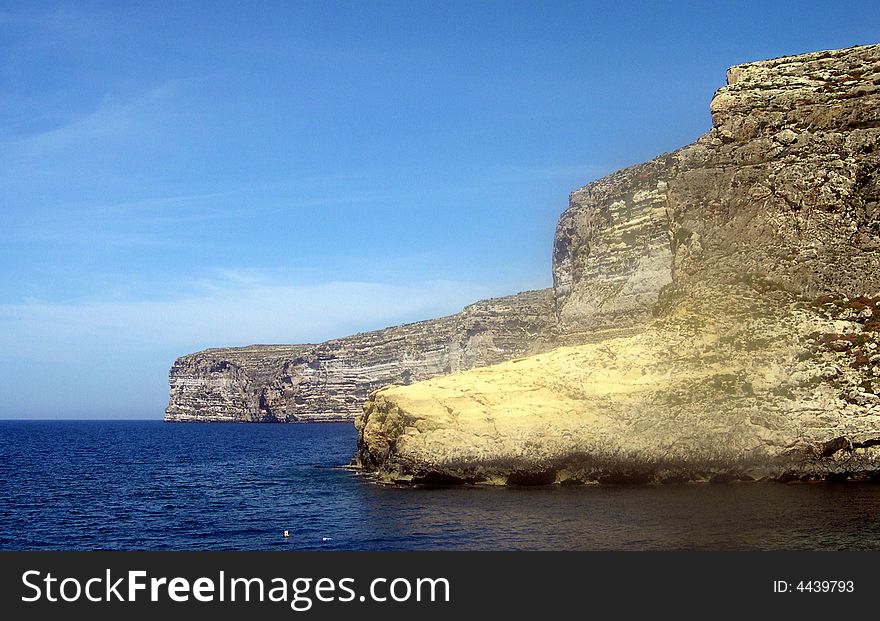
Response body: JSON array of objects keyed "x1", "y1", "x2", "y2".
[
  {"x1": 356, "y1": 44, "x2": 880, "y2": 483},
  {"x1": 165, "y1": 289, "x2": 555, "y2": 422}
]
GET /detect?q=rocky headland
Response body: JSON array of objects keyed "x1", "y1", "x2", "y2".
[
  {"x1": 165, "y1": 289, "x2": 555, "y2": 422},
  {"x1": 354, "y1": 44, "x2": 880, "y2": 484}
]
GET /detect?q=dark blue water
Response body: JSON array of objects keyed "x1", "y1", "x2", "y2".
[{"x1": 3, "y1": 420, "x2": 880, "y2": 550}]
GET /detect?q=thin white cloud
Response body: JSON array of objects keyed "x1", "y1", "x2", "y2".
[
  {"x1": 0, "y1": 272, "x2": 542, "y2": 417},
  {"x1": 0, "y1": 276, "x2": 492, "y2": 364},
  {"x1": 0, "y1": 80, "x2": 177, "y2": 157}
]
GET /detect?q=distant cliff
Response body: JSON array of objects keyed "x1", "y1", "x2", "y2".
[
  {"x1": 356, "y1": 44, "x2": 880, "y2": 483},
  {"x1": 165, "y1": 289, "x2": 555, "y2": 422}
]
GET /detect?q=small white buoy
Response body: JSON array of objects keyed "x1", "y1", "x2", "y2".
[
  {"x1": 282, "y1": 530, "x2": 290, "y2": 538},
  {"x1": 322, "y1": 537, "x2": 332, "y2": 542}
]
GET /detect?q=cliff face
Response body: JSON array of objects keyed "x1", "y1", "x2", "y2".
[
  {"x1": 553, "y1": 45, "x2": 880, "y2": 341},
  {"x1": 165, "y1": 289, "x2": 555, "y2": 422},
  {"x1": 356, "y1": 44, "x2": 880, "y2": 483}
]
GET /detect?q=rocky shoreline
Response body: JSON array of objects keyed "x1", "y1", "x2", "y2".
[
  {"x1": 354, "y1": 289, "x2": 880, "y2": 484},
  {"x1": 354, "y1": 44, "x2": 880, "y2": 484}
]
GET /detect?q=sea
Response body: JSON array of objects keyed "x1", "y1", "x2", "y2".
[{"x1": 2, "y1": 420, "x2": 880, "y2": 551}]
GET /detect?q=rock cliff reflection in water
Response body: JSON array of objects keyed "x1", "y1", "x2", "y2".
[{"x1": 2, "y1": 420, "x2": 880, "y2": 550}]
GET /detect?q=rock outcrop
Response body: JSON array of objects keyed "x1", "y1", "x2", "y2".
[
  {"x1": 165, "y1": 289, "x2": 555, "y2": 422},
  {"x1": 356, "y1": 44, "x2": 880, "y2": 483}
]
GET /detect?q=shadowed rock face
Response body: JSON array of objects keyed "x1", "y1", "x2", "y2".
[
  {"x1": 164, "y1": 290, "x2": 555, "y2": 422},
  {"x1": 356, "y1": 44, "x2": 880, "y2": 484},
  {"x1": 553, "y1": 160, "x2": 675, "y2": 342}
]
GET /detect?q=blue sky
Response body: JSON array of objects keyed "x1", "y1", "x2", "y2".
[{"x1": 1, "y1": 1, "x2": 877, "y2": 418}]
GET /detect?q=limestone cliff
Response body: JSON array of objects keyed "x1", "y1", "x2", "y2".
[
  {"x1": 553, "y1": 45, "x2": 880, "y2": 341},
  {"x1": 356, "y1": 44, "x2": 880, "y2": 483},
  {"x1": 165, "y1": 289, "x2": 555, "y2": 422}
]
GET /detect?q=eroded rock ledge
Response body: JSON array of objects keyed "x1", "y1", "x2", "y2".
[{"x1": 356, "y1": 44, "x2": 880, "y2": 484}]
